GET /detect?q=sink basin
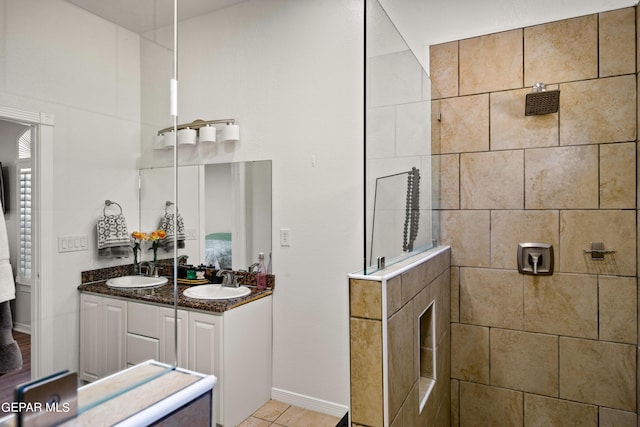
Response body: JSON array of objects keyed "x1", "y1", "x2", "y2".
[
  {"x1": 183, "y1": 284, "x2": 251, "y2": 300},
  {"x1": 106, "y1": 275, "x2": 168, "y2": 289}
]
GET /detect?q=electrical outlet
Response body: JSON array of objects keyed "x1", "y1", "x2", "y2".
[{"x1": 280, "y1": 229, "x2": 291, "y2": 247}]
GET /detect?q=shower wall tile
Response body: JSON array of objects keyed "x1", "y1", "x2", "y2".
[
  {"x1": 430, "y1": 7, "x2": 638, "y2": 424},
  {"x1": 460, "y1": 150, "x2": 524, "y2": 209},
  {"x1": 524, "y1": 394, "x2": 598, "y2": 427},
  {"x1": 369, "y1": 50, "x2": 423, "y2": 108},
  {"x1": 366, "y1": 106, "x2": 395, "y2": 159},
  {"x1": 350, "y1": 279, "x2": 382, "y2": 320},
  {"x1": 440, "y1": 210, "x2": 490, "y2": 267},
  {"x1": 451, "y1": 380, "x2": 459, "y2": 427},
  {"x1": 350, "y1": 317, "x2": 383, "y2": 427},
  {"x1": 599, "y1": 8, "x2": 636, "y2": 77},
  {"x1": 450, "y1": 267, "x2": 460, "y2": 323},
  {"x1": 490, "y1": 329, "x2": 558, "y2": 396},
  {"x1": 490, "y1": 210, "x2": 559, "y2": 270},
  {"x1": 598, "y1": 407, "x2": 637, "y2": 427},
  {"x1": 386, "y1": 275, "x2": 402, "y2": 317},
  {"x1": 559, "y1": 210, "x2": 636, "y2": 276},
  {"x1": 525, "y1": 145, "x2": 599, "y2": 209},
  {"x1": 459, "y1": 382, "x2": 523, "y2": 427},
  {"x1": 437, "y1": 154, "x2": 459, "y2": 209},
  {"x1": 429, "y1": 41, "x2": 458, "y2": 99},
  {"x1": 451, "y1": 323, "x2": 489, "y2": 383},
  {"x1": 460, "y1": 268, "x2": 523, "y2": 329},
  {"x1": 524, "y1": 14, "x2": 598, "y2": 86},
  {"x1": 600, "y1": 142, "x2": 636, "y2": 208},
  {"x1": 459, "y1": 29, "x2": 523, "y2": 95},
  {"x1": 524, "y1": 273, "x2": 598, "y2": 339},
  {"x1": 559, "y1": 337, "x2": 636, "y2": 411},
  {"x1": 438, "y1": 94, "x2": 489, "y2": 154},
  {"x1": 396, "y1": 101, "x2": 431, "y2": 157},
  {"x1": 599, "y1": 276, "x2": 637, "y2": 344},
  {"x1": 560, "y1": 75, "x2": 636, "y2": 146},
  {"x1": 490, "y1": 88, "x2": 559, "y2": 150},
  {"x1": 387, "y1": 302, "x2": 414, "y2": 420}
]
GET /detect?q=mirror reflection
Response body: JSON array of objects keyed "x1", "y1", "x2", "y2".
[{"x1": 140, "y1": 161, "x2": 272, "y2": 271}]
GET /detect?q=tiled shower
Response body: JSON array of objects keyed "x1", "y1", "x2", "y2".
[{"x1": 431, "y1": 6, "x2": 638, "y2": 426}]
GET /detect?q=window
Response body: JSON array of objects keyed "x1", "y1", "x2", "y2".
[{"x1": 17, "y1": 128, "x2": 31, "y2": 283}]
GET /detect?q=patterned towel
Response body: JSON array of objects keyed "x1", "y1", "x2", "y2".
[
  {"x1": 97, "y1": 213, "x2": 131, "y2": 258},
  {"x1": 158, "y1": 210, "x2": 185, "y2": 251}
]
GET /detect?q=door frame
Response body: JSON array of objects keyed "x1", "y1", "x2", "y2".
[{"x1": 0, "y1": 105, "x2": 54, "y2": 378}]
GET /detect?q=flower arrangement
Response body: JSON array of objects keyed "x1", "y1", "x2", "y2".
[
  {"x1": 131, "y1": 229, "x2": 166, "y2": 274},
  {"x1": 148, "y1": 229, "x2": 167, "y2": 265},
  {"x1": 131, "y1": 231, "x2": 148, "y2": 274}
]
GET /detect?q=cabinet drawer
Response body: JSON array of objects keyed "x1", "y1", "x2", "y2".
[
  {"x1": 128, "y1": 302, "x2": 159, "y2": 338},
  {"x1": 127, "y1": 333, "x2": 159, "y2": 365}
]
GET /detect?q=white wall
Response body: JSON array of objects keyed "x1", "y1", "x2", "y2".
[
  {"x1": 0, "y1": 0, "x2": 141, "y2": 372},
  {"x1": 378, "y1": 0, "x2": 638, "y2": 72},
  {"x1": 141, "y1": 0, "x2": 364, "y2": 412}
]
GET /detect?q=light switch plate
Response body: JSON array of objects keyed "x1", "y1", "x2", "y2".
[{"x1": 58, "y1": 234, "x2": 88, "y2": 253}]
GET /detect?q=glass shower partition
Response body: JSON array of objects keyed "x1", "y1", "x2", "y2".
[{"x1": 363, "y1": 0, "x2": 439, "y2": 274}]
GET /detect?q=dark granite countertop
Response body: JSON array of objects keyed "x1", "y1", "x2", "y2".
[{"x1": 77, "y1": 279, "x2": 273, "y2": 313}]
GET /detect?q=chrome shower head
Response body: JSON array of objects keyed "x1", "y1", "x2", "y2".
[{"x1": 525, "y1": 83, "x2": 560, "y2": 116}]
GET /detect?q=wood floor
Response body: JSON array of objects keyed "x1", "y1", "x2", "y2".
[{"x1": 0, "y1": 330, "x2": 31, "y2": 404}]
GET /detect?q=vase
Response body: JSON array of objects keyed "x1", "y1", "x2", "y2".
[{"x1": 133, "y1": 246, "x2": 140, "y2": 275}]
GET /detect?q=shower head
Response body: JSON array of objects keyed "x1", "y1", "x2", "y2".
[{"x1": 525, "y1": 83, "x2": 560, "y2": 116}]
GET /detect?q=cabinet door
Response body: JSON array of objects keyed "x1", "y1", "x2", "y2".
[
  {"x1": 102, "y1": 298, "x2": 127, "y2": 376},
  {"x1": 188, "y1": 311, "x2": 222, "y2": 376},
  {"x1": 79, "y1": 294, "x2": 102, "y2": 382},
  {"x1": 188, "y1": 311, "x2": 223, "y2": 425},
  {"x1": 79, "y1": 294, "x2": 126, "y2": 382},
  {"x1": 158, "y1": 307, "x2": 188, "y2": 368}
]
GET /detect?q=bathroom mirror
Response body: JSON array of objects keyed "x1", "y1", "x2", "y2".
[{"x1": 139, "y1": 161, "x2": 272, "y2": 270}]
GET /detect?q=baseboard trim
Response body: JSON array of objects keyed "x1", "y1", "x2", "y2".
[
  {"x1": 13, "y1": 323, "x2": 31, "y2": 334},
  {"x1": 271, "y1": 387, "x2": 348, "y2": 419}
]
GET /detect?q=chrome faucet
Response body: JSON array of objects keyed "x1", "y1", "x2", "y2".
[
  {"x1": 139, "y1": 261, "x2": 159, "y2": 277},
  {"x1": 216, "y1": 270, "x2": 238, "y2": 287},
  {"x1": 248, "y1": 263, "x2": 259, "y2": 273}
]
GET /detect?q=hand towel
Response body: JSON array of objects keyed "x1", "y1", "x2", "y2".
[
  {"x1": 158, "y1": 211, "x2": 185, "y2": 251},
  {"x1": 97, "y1": 212, "x2": 131, "y2": 258},
  {"x1": 0, "y1": 201, "x2": 15, "y2": 304}
]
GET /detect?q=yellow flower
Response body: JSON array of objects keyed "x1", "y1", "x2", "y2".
[{"x1": 131, "y1": 231, "x2": 147, "y2": 241}]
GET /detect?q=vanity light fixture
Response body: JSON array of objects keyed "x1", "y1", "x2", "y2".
[{"x1": 155, "y1": 118, "x2": 239, "y2": 149}]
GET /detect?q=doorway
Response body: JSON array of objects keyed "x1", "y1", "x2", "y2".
[{"x1": 0, "y1": 105, "x2": 54, "y2": 381}]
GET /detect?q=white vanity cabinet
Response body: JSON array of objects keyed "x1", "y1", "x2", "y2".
[
  {"x1": 79, "y1": 294, "x2": 127, "y2": 382},
  {"x1": 126, "y1": 302, "x2": 189, "y2": 367},
  {"x1": 79, "y1": 292, "x2": 272, "y2": 426}
]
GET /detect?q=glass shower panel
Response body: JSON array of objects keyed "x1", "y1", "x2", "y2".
[{"x1": 364, "y1": 0, "x2": 438, "y2": 274}]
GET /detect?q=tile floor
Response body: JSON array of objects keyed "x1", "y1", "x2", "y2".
[{"x1": 238, "y1": 399, "x2": 341, "y2": 427}]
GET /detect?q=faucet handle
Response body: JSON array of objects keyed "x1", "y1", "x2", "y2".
[{"x1": 216, "y1": 270, "x2": 237, "y2": 286}]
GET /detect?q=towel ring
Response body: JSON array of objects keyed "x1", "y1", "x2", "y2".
[
  {"x1": 104, "y1": 200, "x2": 123, "y2": 216},
  {"x1": 165, "y1": 201, "x2": 178, "y2": 215}
]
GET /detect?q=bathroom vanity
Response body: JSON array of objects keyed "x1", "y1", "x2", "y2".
[{"x1": 77, "y1": 278, "x2": 273, "y2": 427}]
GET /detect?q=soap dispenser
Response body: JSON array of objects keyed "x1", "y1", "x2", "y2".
[{"x1": 256, "y1": 252, "x2": 267, "y2": 290}]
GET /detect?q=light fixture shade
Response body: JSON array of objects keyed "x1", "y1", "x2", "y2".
[
  {"x1": 163, "y1": 130, "x2": 176, "y2": 147},
  {"x1": 153, "y1": 133, "x2": 165, "y2": 150},
  {"x1": 199, "y1": 125, "x2": 217, "y2": 143},
  {"x1": 221, "y1": 123, "x2": 240, "y2": 142},
  {"x1": 178, "y1": 127, "x2": 197, "y2": 145}
]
